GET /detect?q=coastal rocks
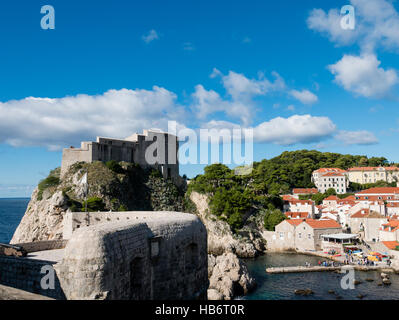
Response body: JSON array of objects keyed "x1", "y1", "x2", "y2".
[
  {"x1": 11, "y1": 162, "x2": 186, "y2": 244},
  {"x1": 189, "y1": 192, "x2": 263, "y2": 258},
  {"x1": 294, "y1": 289, "x2": 314, "y2": 296},
  {"x1": 208, "y1": 253, "x2": 256, "y2": 300},
  {"x1": 11, "y1": 189, "x2": 67, "y2": 243}
]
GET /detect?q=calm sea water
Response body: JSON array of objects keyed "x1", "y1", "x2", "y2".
[
  {"x1": 242, "y1": 253, "x2": 399, "y2": 300},
  {"x1": 0, "y1": 198, "x2": 29, "y2": 243}
]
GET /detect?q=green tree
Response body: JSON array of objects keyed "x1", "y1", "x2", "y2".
[{"x1": 263, "y1": 209, "x2": 286, "y2": 231}]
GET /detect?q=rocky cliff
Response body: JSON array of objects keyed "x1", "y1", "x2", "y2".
[
  {"x1": 11, "y1": 161, "x2": 185, "y2": 243},
  {"x1": 189, "y1": 191, "x2": 261, "y2": 300}
]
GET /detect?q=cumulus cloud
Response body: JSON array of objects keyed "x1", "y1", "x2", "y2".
[
  {"x1": 307, "y1": 8, "x2": 360, "y2": 46},
  {"x1": 307, "y1": 0, "x2": 399, "y2": 52},
  {"x1": 142, "y1": 29, "x2": 159, "y2": 43},
  {"x1": 0, "y1": 88, "x2": 187, "y2": 149},
  {"x1": 335, "y1": 130, "x2": 378, "y2": 145},
  {"x1": 328, "y1": 54, "x2": 398, "y2": 98},
  {"x1": 289, "y1": 89, "x2": 318, "y2": 105},
  {"x1": 252, "y1": 114, "x2": 336, "y2": 145}
]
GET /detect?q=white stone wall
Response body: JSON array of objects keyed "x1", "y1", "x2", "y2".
[{"x1": 55, "y1": 211, "x2": 208, "y2": 300}]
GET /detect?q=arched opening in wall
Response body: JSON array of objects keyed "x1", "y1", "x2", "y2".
[
  {"x1": 184, "y1": 243, "x2": 198, "y2": 274},
  {"x1": 129, "y1": 257, "x2": 145, "y2": 300}
]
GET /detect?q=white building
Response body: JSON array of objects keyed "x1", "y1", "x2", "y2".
[{"x1": 312, "y1": 168, "x2": 348, "y2": 194}]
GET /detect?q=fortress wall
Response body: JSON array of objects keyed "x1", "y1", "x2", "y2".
[
  {"x1": 56, "y1": 212, "x2": 208, "y2": 300},
  {"x1": 60, "y1": 142, "x2": 93, "y2": 176},
  {"x1": 0, "y1": 255, "x2": 66, "y2": 299},
  {"x1": 13, "y1": 240, "x2": 68, "y2": 253}
]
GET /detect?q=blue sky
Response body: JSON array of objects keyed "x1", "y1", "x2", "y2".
[{"x1": 1, "y1": 0, "x2": 399, "y2": 197}]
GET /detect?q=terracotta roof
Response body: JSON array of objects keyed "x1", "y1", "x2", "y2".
[
  {"x1": 285, "y1": 219, "x2": 304, "y2": 226},
  {"x1": 350, "y1": 208, "x2": 385, "y2": 219},
  {"x1": 387, "y1": 202, "x2": 399, "y2": 208},
  {"x1": 322, "y1": 172, "x2": 345, "y2": 177},
  {"x1": 381, "y1": 221, "x2": 399, "y2": 232},
  {"x1": 293, "y1": 188, "x2": 318, "y2": 194},
  {"x1": 313, "y1": 168, "x2": 346, "y2": 173},
  {"x1": 285, "y1": 212, "x2": 309, "y2": 219},
  {"x1": 357, "y1": 187, "x2": 399, "y2": 195},
  {"x1": 284, "y1": 198, "x2": 314, "y2": 205},
  {"x1": 302, "y1": 219, "x2": 341, "y2": 229},
  {"x1": 382, "y1": 241, "x2": 399, "y2": 250},
  {"x1": 348, "y1": 166, "x2": 399, "y2": 172},
  {"x1": 324, "y1": 195, "x2": 339, "y2": 201}
]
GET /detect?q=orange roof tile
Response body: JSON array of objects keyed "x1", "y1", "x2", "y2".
[
  {"x1": 314, "y1": 168, "x2": 346, "y2": 173},
  {"x1": 382, "y1": 241, "x2": 399, "y2": 250},
  {"x1": 324, "y1": 195, "x2": 339, "y2": 201},
  {"x1": 357, "y1": 187, "x2": 399, "y2": 195},
  {"x1": 285, "y1": 212, "x2": 309, "y2": 219},
  {"x1": 351, "y1": 208, "x2": 385, "y2": 219},
  {"x1": 285, "y1": 219, "x2": 304, "y2": 226},
  {"x1": 302, "y1": 219, "x2": 341, "y2": 229},
  {"x1": 293, "y1": 188, "x2": 318, "y2": 194}
]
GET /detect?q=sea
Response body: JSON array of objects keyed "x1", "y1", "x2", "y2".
[
  {"x1": 0, "y1": 198, "x2": 29, "y2": 244},
  {"x1": 242, "y1": 253, "x2": 399, "y2": 300}
]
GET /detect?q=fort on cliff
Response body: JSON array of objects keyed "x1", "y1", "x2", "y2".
[
  {"x1": 61, "y1": 129, "x2": 179, "y2": 181},
  {"x1": 0, "y1": 130, "x2": 209, "y2": 300}
]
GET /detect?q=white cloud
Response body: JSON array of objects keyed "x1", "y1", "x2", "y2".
[
  {"x1": 307, "y1": 0, "x2": 399, "y2": 53},
  {"x1": 289, "y1": 89, "x2": 318, "y2": 105},
  {"x1": 335, "y1": 130, "x2": 378, "y2": 145},
  {"x1": 215, "y1": 69, "x2": 286, "y2": 101},
  {"x1": 142, "y1": 29, "x2": 159, "y2": 43},
  {"x1": 307, "y1": 8, "x2": 359, "y2": 46},
  {"x1": 0, "y1": 88, "x2": 187, "y2": 149},
  {"x1": 252, "y1": 114, "x2": 336, "y2": 145},
  {"x1": 328, "y1": 54, "x2": 398, "y2": 98}
]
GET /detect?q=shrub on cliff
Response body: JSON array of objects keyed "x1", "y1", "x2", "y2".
[
  {"x1": 82, "y1": 197, "x2": 106, "y2": 212},
  {"x1": 105, "y1": 160, "x2": 125, "y2": 174},
  {"x1": 37, "y1": 174, "x2": 60, "y2": 201}
]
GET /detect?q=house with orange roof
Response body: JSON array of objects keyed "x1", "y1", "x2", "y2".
[
  {"x1": 386, "y1": 202, "x2": 399, "y2": 216},
  {"x1": 295, "y1": 219, "x2": 342, "y2": 251},
  {"x1": 312, "y1": 168, "x2": 348, "y2": 194},
  {"x1": 379, "y1": 220, "x2": 399, "y2": 242},
  {"x1": 292, "y1": 188, "x2": 318, "y2": 198},
  {"x1": 266, "y1": 219, "x2": 303, "y2": 251},
  {"x1": 347, "y1": 166, "x2": 399, "y2": 184},
  {"x1": 285, "y1": 211, "x2": 310, "y2": 219},
  {"x1": 349, "y1": 208, "x2": 388, "y2": 242},
  {"x1": 283, "y1": 198, "x2": 315, "y2": 216},
  {"x1": 267, "y1": 218, "x2": 342, "y2": 252}
]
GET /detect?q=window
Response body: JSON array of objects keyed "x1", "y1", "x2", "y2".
[
  {"x1": 308, "y1": 234, "x2": 311, "y2": 239},
  {"x1": 298, "y1": 233, "x2": 302, "y2": 239},
  {"x1": 279, "y1": 232, "x2": 284, "y2": 239}
]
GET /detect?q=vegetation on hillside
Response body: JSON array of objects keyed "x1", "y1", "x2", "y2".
[{"x1": 188, "y1": 150, "x2": 395, "y2": 232}]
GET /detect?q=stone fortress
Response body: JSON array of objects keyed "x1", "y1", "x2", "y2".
[
  {"x1": 61, "y1": 129, "x2": 180, "y2": 182},
  {"x1": 0, "y1": 130, "x2": 209, "y2": 300}
]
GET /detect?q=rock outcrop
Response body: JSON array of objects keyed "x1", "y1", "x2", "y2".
[
  {"x1": 207, "y1": 253, "x2": 256, "y2": 300},
  {"x1": 189, "y1": 191, "x2": 265, "y2": 258},
  {"x1": 189, "y1": 191, "x2": 259, "y2": 300},
  {"x1": 11, "y1": 162, "x2": 185, "y2": 244}
]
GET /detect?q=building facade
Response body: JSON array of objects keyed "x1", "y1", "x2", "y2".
[
  {"x1": 347, "y1": 167, "x2": 399, "y2": 184},
  {"x1": 312, "y1": 168, "x2": 348, "y2": 194},
  {"x1": 61, "y1": 130, "x2": 179, "y2": 181}
]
